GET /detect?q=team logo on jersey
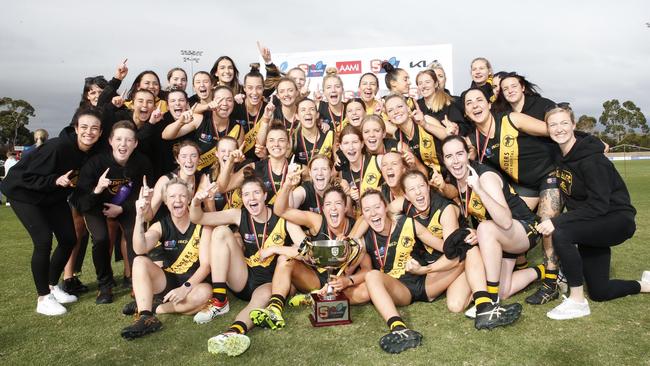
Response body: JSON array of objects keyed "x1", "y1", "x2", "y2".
[
  {"x1": 309, "y1": 207, "x2": 321, "y2": 214},
  {"x1": 243, "y1": 233, "x2": 256, "y2": 243},
  {"x1": 401, "y1": 237, "x2": 414, "y2": 248},
  {"x1": 422, "y1": 137, "x2": 432, "y2": 148},
  {"x1": 272, "y1": 233, "x2": 284, "y2": 244},
  {"x1": 235, "y1": 119, "x2": 247, "y2": 127},
  {"x1": 366, "y1": 173, "x2": 378, "y2": 185},
  {"x1": 163, "y1": 240, "x2": 177, "y2": 250},
  {"x1": 504, "y1": 135, "x2": 516, "y2": 147}
]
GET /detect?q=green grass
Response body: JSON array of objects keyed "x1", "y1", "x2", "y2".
[{"x1": 1, "y1": 161, "x2": 649, "y2": 366}]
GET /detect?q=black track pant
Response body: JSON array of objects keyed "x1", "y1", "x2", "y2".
[
  {"x1": 10, "y1": 199, "x2": 76, "y2": 296},
  {"x1": 84, "y1": 208, "x2": 136, "y2": 289},
  {"x1": 552, "y1": 211, "x2": 641, "y2": 301}
]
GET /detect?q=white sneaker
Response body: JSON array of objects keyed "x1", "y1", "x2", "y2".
[
  {"x1": 36, "y1": 294, "x2": 67, "y2": 316},
  {"x1": 546, "y1": 295, "x2": 590, "y2": 320},
  {"x1": 207, "y1": 333, "x2": 250, "y2": 356},
  {"x1": 50, "y1": 285, "x2": 78, "y2": 304},
  {"x1": 193, "y1": 298, "x2": 229, "y2": 324},
  {"x1": 464, "y1": 305, "x2": 477, "y2": 319},
  {"x1": 641, "y1": 270, "x2": 650, "y2": 283}
]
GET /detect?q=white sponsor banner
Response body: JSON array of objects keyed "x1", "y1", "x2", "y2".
[{"x1": 273, "y1": 44, "x2": 453, "y2": 100}]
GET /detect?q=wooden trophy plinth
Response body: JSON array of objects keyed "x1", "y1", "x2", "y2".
[{"x1": 309, "y1": 292, "x2": 352, "y2": 327}]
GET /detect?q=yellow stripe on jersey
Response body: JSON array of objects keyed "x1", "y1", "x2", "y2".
[
  {"x1": 245, "y1": 217, "x2": 287, "y2": 268},
  {"x1": 318, "y1": 130, "x2": 334, "y2": 158},
  {"x1": 361, "y1": 155, "x2": 382, "y2": 194},
  {"x1": 386, "y1": 218, "x2": 416, "y2": 279},
  {"x1": 499, "y1": 115, "x2": 520, "y2": 183},
  {"x1": 417, "y1": 125, "x2": 441, "y2": 172},
  {"x1": 243, "y1": 122, "x2": 261, "y2": 154},
  {"x1": 165, "y1": 224, "x2": 202, "y2": 274},
  {"x1": 198, "y1": 147, "x2": 217, "y2": 171}
]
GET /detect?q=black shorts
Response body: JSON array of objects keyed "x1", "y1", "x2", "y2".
[
  {"x1": 159, "y1": 271, "x2": 193, "y2": 296},
  {"x1": 230, "y1": 266, "x2": 273, "y2": 301},
  {"x1": 398, "y1": 273, "x2": 428, "y2": 304},
  {"x1": 511, "y1": 172, "x2": 559, "y2": 198},
  {"x1": 503, "y1": 218, "x2": 541, "y2": 259},
  {"x1": 315, "y1": 268, "x2": 329, "y2": 288}
]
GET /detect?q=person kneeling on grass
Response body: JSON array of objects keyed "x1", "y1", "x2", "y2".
[
  {"x1": 120, "y1": 178, "x2": 212, "y2": 340},
  {"x1": 537, "y1": 105, "x2": 650, "y2": 320}
]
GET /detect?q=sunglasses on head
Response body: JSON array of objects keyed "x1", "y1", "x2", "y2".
[
  {"x1": 85, "y1": 75, "x2": 105, "y2": 84},
  {"x1": 545, "y1": 102, "x2": 572, "y2": 113}
]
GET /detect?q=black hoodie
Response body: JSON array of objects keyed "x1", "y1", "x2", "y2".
[
  {"x1": 0, "y1": 127, "x2": 97, "y2": 205},
  {"x1": 70, "y1": 149, "x2": 152, "y2": 214},
  {"x1": 551, "y1": 134, "x2": 635, "y2": 227}
]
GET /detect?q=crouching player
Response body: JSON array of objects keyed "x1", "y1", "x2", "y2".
[{"x1": 120, "y1": 178, "x2": 212, "y2": 339}]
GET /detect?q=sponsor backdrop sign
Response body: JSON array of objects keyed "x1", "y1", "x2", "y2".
[{"x1": 273, "y1": 44, "x2": 453, "y2": 99}]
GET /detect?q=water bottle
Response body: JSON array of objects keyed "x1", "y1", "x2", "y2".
[{"x1": 111, "y1": 181, "x2": 133, "y2": 205}]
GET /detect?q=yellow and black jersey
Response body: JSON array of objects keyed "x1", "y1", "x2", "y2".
[
  {"x1": 468, "y1": 112, "x2": 554, "y2": 189},
  {"x1": 231, "y1": 102, "x2": 266, "y2": 160},
  {"x1": 292, "y1": 128, "x2": 334, "y2": 166},
  {"x1": 238, "y1": 207, "x2": 290, "y2": 270},
  {"x1": 341, "y1": 154, "x2": 383, "y2": 195},
  {"x1": 153, "y1": 215, "x2": 203, "y2": 275},
  {"x1": 403, "y1": 189, "x2": 454, "y2": 264},
  {"x1": 195, "y1": 112, "x2": 244, "y2": 172},
  {"x1": 363, "y1": 215, "x2": 417, "y2": 279},
  {"x1": 298, "y1": 181, "x2": 322, "y2": 214},
  {"x1": 380, "y1": 185, "x2": 402, "y2": 203},
  {"x1": 312, "y1": 215, "x2": 355, "y2": 241},
  {"x1": 318, "y1": 101, "x2": 345, "y2": 133},
  {"x1": 253, "y1": 159, "x2": 287, "y2": 206},
  {"x1": 450, "y1": 162, "x2": 536, "y2": 228},
  {"x1": 395, "y1": 123, "x2": 442, "y2": 173},
  {"x1": 212, "y1": 188, "x2": 242, "y2": 211}
]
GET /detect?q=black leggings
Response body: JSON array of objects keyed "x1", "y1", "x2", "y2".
[
  {"x1": 552, "y1": 211, "x2": 641, "y2": 301},
  {"x1": 84, "y1": 208, "x2": 136, "y2": 289},
  {"x1": 10, "y1": 199, "x2": 76, "y2": 296}
]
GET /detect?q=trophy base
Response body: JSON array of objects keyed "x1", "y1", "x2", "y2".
[{"x1": 309, "y1": 293, "x2": 352, "y2": 327}]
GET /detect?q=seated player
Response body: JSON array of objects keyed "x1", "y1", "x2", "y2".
[
  {"x1": 355, "y1": 189, "x2": 461, "y2": 354},
  {"x1": 248, "y1": 166, "x2": 366, "y2": 330},
  {"x1": 189, "y1": 175, "x2": 305, "y2": 357},
  {"x1": 120, "y1": 178, "x2": 212, "y2": 339}
]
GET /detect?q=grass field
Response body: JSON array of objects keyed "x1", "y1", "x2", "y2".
[{"x1": 1, "y1": 161, "x2": 649, "y2": 366}]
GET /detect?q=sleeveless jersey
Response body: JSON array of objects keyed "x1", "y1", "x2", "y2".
[
  {"x1": 292, "y1": 128, "x2": 334, "y2": 166},
  {"x1": 238, "y1": 208, "x2": 290, "y2": 271},
  {"x1": 469, "y1": 113, "x2": 554, "y2": 188},
  {"x1": 156, "y1": 215, "x2": 203, "y2": 275},
  {"x1": 363, "y1": 215, "x2": 417, "y2": 279},
  {"x1": 195, "y1": 111, "x2": 244, "y2": 172}
]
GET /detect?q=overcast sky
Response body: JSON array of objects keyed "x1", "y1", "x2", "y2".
[{"x1": 1, "y1": 0, "x2": 649, "y2": 135}]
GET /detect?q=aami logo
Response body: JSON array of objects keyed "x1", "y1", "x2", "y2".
[
  {"x1": 369, "y1": 57, "x2": 400, "y2": 74},
  {"x1": 336, "y1": 61, "x2": 362, "y2": 74}
]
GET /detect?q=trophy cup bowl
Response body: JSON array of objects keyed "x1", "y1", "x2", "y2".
[{"x1": 300, "y1": 238, "x2": 360, "y2": 327}]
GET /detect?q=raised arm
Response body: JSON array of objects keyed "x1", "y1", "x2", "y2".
[{"x1": 273, "y1": 168, "x2": 322, "y2": 235}]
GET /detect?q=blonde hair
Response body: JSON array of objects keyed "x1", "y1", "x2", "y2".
[
  {"x1": 416, "y1": 69, "x2": 452, "y2": 113},
  {"x1": 323, "y1": 67, "x2": 343, "y2": 90}
]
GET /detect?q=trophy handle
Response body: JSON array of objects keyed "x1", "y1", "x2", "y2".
[{"x1": 334, "y1": 238, "x2": 361, "y2": 277}]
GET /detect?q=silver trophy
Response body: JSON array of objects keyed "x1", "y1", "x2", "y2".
[{"x1": 299, "y1": 238, "x2": 361, "y2": 326}]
